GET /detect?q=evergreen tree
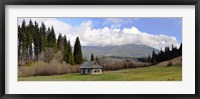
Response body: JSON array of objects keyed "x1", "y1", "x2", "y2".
[
  {"x1": 164, "y1": 47, "x2": 170, "y2": 60},
  {"x1": 148, "y1": 43, "x2": 182, "y2": 64},
  {"x1": 73, "y1": 37, "x2": 83, "y2": 64},
  {"x1": 18, "y1": 25, "x2": 22, "y2": 62},
  {"x1": 21, "y1": 20, "x2": 27, "y2": 62},
  {"x1": 27, "y1": 19, "x2": 34, "y2": 61},
  {"x1": 63, "y1": 35, "x2": 68, "y2": 50},
  {"x1": 171, "y1": 44, "x2": 174, "y2": 58},
  {"x1": 63, "y1": 35, "x2": 69, "y2": 63},
  {"x1": 47, "y1": 27, "x2": 51, "y2": 47},
  {"x1": 67, "y1": 41, "x2": 74, "y2": 65},
  {"x1": 151, "y1": 50, "x2": 157, "y2": 64},
  {"x1": 90, "y1": 53, "x2": 94, "y2": 61},
  {"x1": 51, "y1": 26, "x2": 57, "y2": 52},
  {"x1": 47, "y1": 26, "x2": 57, "y2": 52},
  {"x1": 156, "y1": 52, "x2": 161, "y2": 62},
  {"x1": 159, "y1": 49, "x2": 164, "y2": 62},
  {"x1": 172, "y1": 45, "x2": 179, "y2": 58},
  {"x1": 179, "y1": 43, "x2": 182, "y2": 56},
  {"x1": 33, "y1": 21, "x2": 40, "y2": 61},
  {"x1": 57, "y1": 33, "x2": 64, "y2": 52},
  {"x1": 40, "y1": 22, "x2": 48, "y2": 52}
]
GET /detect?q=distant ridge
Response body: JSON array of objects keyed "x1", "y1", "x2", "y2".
[{"x1": 81, "y1": 44, "x2": 159, "y2": 58}]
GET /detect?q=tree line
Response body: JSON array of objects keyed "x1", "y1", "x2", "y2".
[
  {"x1": 18, "y1": 19, "x2": 83, "y2": 65},
  {"x1": 137, "y1": 43, "x2": 182, "y2": 64}
]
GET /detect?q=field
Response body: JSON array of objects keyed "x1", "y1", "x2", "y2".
[{"x1": 18, "y1": 64, "x2": 182, "y2": 81}]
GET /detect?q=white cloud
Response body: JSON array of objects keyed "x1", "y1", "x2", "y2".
[{"x1": 18, "y1": 18, "x2": 180, "y2": 49}]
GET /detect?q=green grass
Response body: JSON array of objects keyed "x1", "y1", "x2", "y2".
[{"x1": 18, "y1": 65, "x2": 182, "y2": 81}]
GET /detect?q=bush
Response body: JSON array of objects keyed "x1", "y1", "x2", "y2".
[
  {"x1": 53, "y1": 51, "x2": 63, "y2": 63},
  {"x1": 167, "y1": 61, "x2": 173, "y2": 67},
  {"x1": 100, "y1": 59, "x2": 151, "y2": 71},
  {"x1": 25, "y1": 61, "x2": 32, "y2": 67},
  {"x1": 18, "y1": 66, "x2": 35, "y2": 77},
  {"x1": 18, "y1": 60, "x2": 80, "y2": 77}
]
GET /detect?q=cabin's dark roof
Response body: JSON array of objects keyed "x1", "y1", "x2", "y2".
[{"x1": 80, "y1": 61, "x2": 103, "y2": 69}]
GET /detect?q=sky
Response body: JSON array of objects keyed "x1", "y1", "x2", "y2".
[{"x1": 18, "y1": 17, "x2": 182, "y2": 50}]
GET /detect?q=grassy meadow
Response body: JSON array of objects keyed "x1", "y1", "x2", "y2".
[{"x1": 18, "y1": 64, "x2": 182, "y2": 81}]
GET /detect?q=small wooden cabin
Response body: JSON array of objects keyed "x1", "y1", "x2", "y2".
[{"x1": 80, "y1": 61, "x2": 103, "y2": 74}]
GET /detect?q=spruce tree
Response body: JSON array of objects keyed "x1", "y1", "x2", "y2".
[
  {"x1": 33, "y1": 21, "x2": 39, "y2": 61},
  {"x1": 40, "y1": 22, "x2": 48, "y2": 52},
  {"x1": 164, "y1": 47, "x2": 170, "y2": 60},
  {"x1": 67, "y1": 41, "x2": 74, "y2": 65},
  {"x1": 151, "y1": 50, "x2": 157, "y2": 64},
  {"x1": 57, "y1": 33, "x2": 64, "y2": 52},
  {"x1": 21, "y1": 20, "x2": 27, "y2": 62},
  {"x1": 27, "y1": 19, "x2": 34, "y2": 61},
  {"x1": 90, "y1": 53, "x2": 94, "y2": 61},
  {"x1": 47, "y1": 27, "x2": 51, "y2": 47},
  {"x1": 179, "y1": 43, "x2": 182, "y2": 56},
  {"x1": 63, "y1": 35, "x2": 68, "y2": 63},
  {"x1": 47, "y1": 26, "x2": 57, "y2": 52},
  {"x1": 172, "y1": 46, "x2": 178, "y2": 58},
  {"x1": 73, "y1": 37, "x2": 83, "y2": 64},
  {"x1": 18, "y1": 25, "x2": 22, "y2": 62},
  {"x1": 51, "y1": 26, "x2": 57, "y2": 52},
  {"x1": 159, "y1": 49, "x2": 164, "y2": 62}
]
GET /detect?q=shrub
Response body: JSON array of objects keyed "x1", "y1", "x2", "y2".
[
  {"x1": 100, "y1": 59, "x2": 151, "y2": 71},
  {"x1": 167, "y1": 61, "x2": 173, "y2": 67},
  {"x1": 53, "y1": 51, "x2": 63, "y2": 63},
  {"x1": 18, "y1": 60, "x2": 80, "y2": 77},
  {"x1": 18, "y1": 66, "x2": 35, "y2": 77},
  {"x1": 25, "y1": 61, "x2": 32, "y2": 67},
  {"x1": 44, "y1": 47, "x2": 54, "y2": 63}
]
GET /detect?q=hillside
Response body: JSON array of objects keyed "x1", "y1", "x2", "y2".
[
  {"x1": 81, "y1": 44, "x2": 159, "y2": 58},
  {"x1": 157, "y1": 56, "x2": 182, "y2": 67}
]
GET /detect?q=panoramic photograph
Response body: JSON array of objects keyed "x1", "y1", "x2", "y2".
[{"x1": 17, "y1": 17, "x2": 182, "y2": 81}]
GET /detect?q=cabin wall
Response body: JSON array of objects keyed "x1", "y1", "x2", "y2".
[
  {"x1": 80, "y1": 68, "x2": 102, "y2": 74},
  {"x1": 81, "y1": 69, "x2": 92, "y2": 74},
  {"x1": 92, "y1": 69, "x2": 102, "y2": 74}
]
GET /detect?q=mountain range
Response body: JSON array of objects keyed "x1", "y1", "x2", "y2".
[{"x1": 81, "y1": 44, "x2": 159, "y2": 59}]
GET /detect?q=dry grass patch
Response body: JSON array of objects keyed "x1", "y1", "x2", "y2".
[{"x1": 157, "y1": 56, "x2": 182, "y2": 67}]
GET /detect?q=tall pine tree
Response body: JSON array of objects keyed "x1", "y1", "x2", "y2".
[
  {"x1": 21, "y1": 20, "x2": 27, "y2": 62},
  {"x1": 57, "y1": 33, "x2": 64, "y2": 52},
  {"x1": 18, "y1": 25, "x2": 22, "y2": 62},
  {"x1": 40, "y1": 22, "x2": 48, "y2": 52},
  {"x1": 27, "y1": 19, "x2": 34, "y2": 61},
  {"x1": 47, "y1": 26, "x2": 57, "y2": 52},
  {"x1": 67, "y1": 41, "x2": 74, "y2": 65},
  {"x1": 73, "y1": 37, "x2": 83, "y2": 64},
  {"x1": 33, "y1": 21, "x2": 40, "y2": 61},
  {"x1": 63, "y1": 35, "x2": 69, "y2": 63}
]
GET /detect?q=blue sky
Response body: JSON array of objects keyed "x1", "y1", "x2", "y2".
[{"x1": 57, "y1": 17, "x2": 182, "y2": 43}]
